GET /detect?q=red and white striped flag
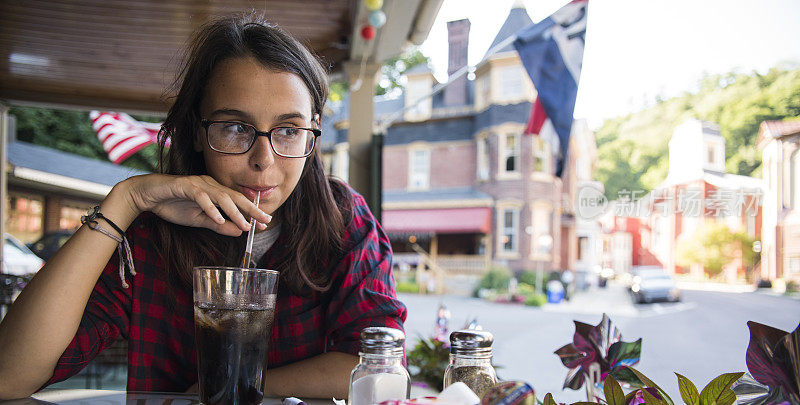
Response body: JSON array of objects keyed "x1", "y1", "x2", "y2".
[{"x1": 89, "y1": 111, "x2": 163, "y2": 164}]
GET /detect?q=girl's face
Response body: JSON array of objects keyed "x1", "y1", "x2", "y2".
[{"x1": 197, "y1": 57, "x2": 316, "y2": 217}]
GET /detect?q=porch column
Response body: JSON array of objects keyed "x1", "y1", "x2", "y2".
[{"x1": 344, "y1": 61, "x2": 381, "y2": 212}]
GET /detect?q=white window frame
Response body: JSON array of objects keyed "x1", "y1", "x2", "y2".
[
  {"x1": 532, "y1": 136, "x2": 551, "y2": 174},
  {"x1": 499, "y1": 65, "x2": 523, "y2": 100},
  {"x1": 408, "y1": 147, "x2": 431, "y2": 190},
  {"x1": 498, "y1": 207, "x2": 520, "y2": 255},
  {"x1": 791, "y1": 150, "x2": 800, "y2": 209},
  {"x1": 530, "y1": 202, "x2": 554, "y2": 260},
  {"x1": 498, "y1": 132, "x2": 521, "y2": 177},
  {"x1": 476, "y1": 133, "x2": 490, "y2": 181}
]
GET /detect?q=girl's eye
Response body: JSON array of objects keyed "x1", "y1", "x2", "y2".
[{"x1": 223, "y1": 123, "x2": 250, "y2": 134}]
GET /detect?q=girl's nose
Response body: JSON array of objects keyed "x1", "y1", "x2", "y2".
[{"x1": 248, "y1": 135, "x2": 276, "y2": 170}]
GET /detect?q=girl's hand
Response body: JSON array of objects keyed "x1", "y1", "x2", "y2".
[{"x1": 122, "y1": 174, "x2": 271, "y2": 236}]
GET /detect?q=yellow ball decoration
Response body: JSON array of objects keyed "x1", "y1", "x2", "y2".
[{"x1": 365, "y1": 0, "x2": 383, "y2": 11}]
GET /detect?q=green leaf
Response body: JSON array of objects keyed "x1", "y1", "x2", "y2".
[
  {"x1": 642, "y1": 389, "x2": 668, "y2": 405},
  {"x1": 698, "y1": 372, "x2": 745, "y2": 405},
  {"x1": 675, "y1": 373, "x2": 700, "y2": 405},
  {"x1": 625, "y1": 391, "x2": 638, "y2": 404},
  {"x1": 604, "y1": 375, "x2": 626, "y2": 405},
  {"x1": 627, "y1": 367, "x2": 674, "y2": 405},
  {"x1": 610, "y1": 366, "x2": 642, "y2": 387},
  {"x1": 543, "y1": 393, "x2": 557, "y2": 405},
  {"x1": 571, "y1": 402, "x2": 602, "y2": 405}
]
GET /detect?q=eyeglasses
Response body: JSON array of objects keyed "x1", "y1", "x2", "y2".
[{"x1": 200, "y1": 120, "x2": 321, "y2": 158}]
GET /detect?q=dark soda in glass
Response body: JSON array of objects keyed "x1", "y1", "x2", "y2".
[{"x1": 194, "y1": 303, "x2": 275, "y2": 405}]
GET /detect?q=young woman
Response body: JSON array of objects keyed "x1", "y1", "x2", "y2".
[{"x1": 0, "y1": 15, "x2": 406, "y2": 399}]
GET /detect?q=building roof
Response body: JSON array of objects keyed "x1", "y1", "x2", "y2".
[
  {"x1": 405, "y1": 63, "x2": 435, "y2": 75},
  {"x1": 483, "y1": 5, "x2": 533, "y2": 58},
  {"x1": 7, "y1": 141, "x2": 147, "y2": 197},
  {"x1": 655, "y1": 169, "x2": 764, "y2": 192},
  {"x1": 761, "y1": 119, "x2": 800, "y2": 138},
  {"x1": 756, "y1": 118, "x2": 800, "y2": 148}
]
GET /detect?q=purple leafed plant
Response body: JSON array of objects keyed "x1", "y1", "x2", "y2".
[
  {"x1": 554, "y1": 313, "x2": 642, "y2": 392},
  {"x1": 736, "y1": 321, "x2": 800, "y2": 404}
]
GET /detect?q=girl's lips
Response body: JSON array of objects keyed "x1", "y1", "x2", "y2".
[{"x1": 240, "y1": 186, "x2": 276, "y2": 201}]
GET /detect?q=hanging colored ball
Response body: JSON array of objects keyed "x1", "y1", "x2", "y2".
[
  {"x1": 365, "y1": 0, "x2": 383, "y2": 11},
  {"x1": 369, "y1": 10, "x2": 386, "y2": 28},
  {"x1": 361, "y1": 25, "x2": 376, "y2": 40}
]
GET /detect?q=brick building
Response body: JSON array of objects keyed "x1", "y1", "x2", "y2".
[
  {"x1": 600, "y1": 119, "x2": 763, "y2": 282},
  {"x1": 758, "y1": 118, "x2": 800, "y2": 285},
  {"x1": 323, "y1": 4, "x2": 599, "y2": 286}
]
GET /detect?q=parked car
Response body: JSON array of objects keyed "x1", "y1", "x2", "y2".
[
  {"x1": 630, "y1": 270, "x2": 681, "y2": 303},
  {"x1": 3, "y1": 233, "x2": 44, "y2": 275},
  {"x1": 27, "y1": 230, "x2": 73, "y2": 261}
]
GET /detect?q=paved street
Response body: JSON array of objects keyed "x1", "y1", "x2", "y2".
[{"x1": 399, "y1": 284, "x2": 800, "y2": 403}]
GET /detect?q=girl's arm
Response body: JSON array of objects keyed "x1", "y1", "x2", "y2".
[
  {"x1": 0, "y1": 174, "x2": 269, "y2": 399},
  {"x1": 263, "y1": 351, "x2": 358, "y2": 398}
]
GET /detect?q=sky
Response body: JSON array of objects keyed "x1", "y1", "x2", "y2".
[{"x1": 418, "y1": 0, "x2": 800, "y2": 128}]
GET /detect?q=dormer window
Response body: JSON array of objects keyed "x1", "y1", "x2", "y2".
[
  {"x1": 405, "y1": 77, "x2": 433, "y2": 121},
  {"x1": 706, "y1": 142, "x2": 716, "y2": 166},
  {"x1": 499, "y1": 65, "x2": 523, "y2": 100}
]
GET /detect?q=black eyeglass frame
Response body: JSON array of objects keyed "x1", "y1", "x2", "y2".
[{"x1": 200, "y1": 119, "x2": 321, "y2": 158}]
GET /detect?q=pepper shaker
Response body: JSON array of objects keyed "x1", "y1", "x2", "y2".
[{"x1": 442, "y1": 329, "x2": 498, "y2": 397}]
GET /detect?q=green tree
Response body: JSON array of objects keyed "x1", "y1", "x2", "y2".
[
  {"x1": 10, "y1": 106, "x2": 161, "y2": 172},
  {"x1": 676, "y1": 222, "x2": 756, "y2": 278},
  {"x1": 595, "y1": 65, "x2": 800, "y2": 201},
  {"x1": 328, "y1": 48, "x2": 430, "y2": 101}
]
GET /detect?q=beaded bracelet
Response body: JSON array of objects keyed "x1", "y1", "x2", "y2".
[{"x1": 81, "y1": 206, "x2": 137, "y2": 289}]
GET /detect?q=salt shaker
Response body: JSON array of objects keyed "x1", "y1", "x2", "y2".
[
  {"x1": 442, "y1": 329, "x2": 498, "y2": 398},
  {"x1": 347, "y1": 327, "x2": 410, "y2": 405}
]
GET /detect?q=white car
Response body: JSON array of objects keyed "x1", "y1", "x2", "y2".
[{"x1": 3, "y1": 233, "x2": 44, "y2": 275}]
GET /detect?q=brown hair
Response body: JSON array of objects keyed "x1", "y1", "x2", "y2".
[{"x1": 155, "y1": 14, "x2": 352, "y2": 295}]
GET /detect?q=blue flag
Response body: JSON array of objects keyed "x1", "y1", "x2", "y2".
[{"x1": 514, "y1": 0, "x2": 588, "y2": 177}]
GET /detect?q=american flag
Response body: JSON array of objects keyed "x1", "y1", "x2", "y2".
[
  {"x1": 514, "y1": 0, "x2": 588, "y2": 177},
  {"x1": 89, "y1": 111, "x2": 163, "y2": 164}
]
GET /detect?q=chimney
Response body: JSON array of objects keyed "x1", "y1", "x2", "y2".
[{"x1": 445, "y1": 19, "x2": 470, "y2": 106}]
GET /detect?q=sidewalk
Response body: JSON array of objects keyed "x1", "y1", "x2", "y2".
[{"x1": 542, "y1": 281, "x2": 637, "y2": 317}]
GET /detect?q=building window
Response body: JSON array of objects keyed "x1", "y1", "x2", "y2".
[
  {"x1": 532, "y1": 205, "x2": 554, "y2": 256},
  {"x1": 7, "y1": 193, "x2": 44, "y2": 243},
  {"x1": 789, "y1": 257, "x2": 800, "y2": 274},
  {"x1": 533, "y1": 136, "x2": 551, "y2": 174},
  {"x1": 792, "y1": 150, "x2": 800, "y2": 209},
  {"x1": 406, "y1": 79, "x2": 432, "y2": 120},
  {"x1": 499, "y1": 208, "x2": 519, "y2": 254},
  {"x1": 477, "y1": 134, "x2": 490, "y2": 180},
  {"x1": 409, "y1": 148, "x2": 430, "y2": 190},
  {"x1": 706, "y1": 143, "x2": 716, "y2": 165},
  {"x1": 577, "y1": 236, "x2": 589, "y2": 261},
  {"x1": 500, "y1": 133, "x2": 520, "y2": 174},
  {"x1": 60, "y1": 203, "x2": 92, "y2": 230},
  {"x1": 476, "y1": 74, "x2": 491, "y2": 109},
  {"x1": 499, "y1": 65, "x2": 523, "y2": 100}
]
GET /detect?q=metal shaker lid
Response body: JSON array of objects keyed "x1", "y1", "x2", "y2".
[
  {"x1": 449, "y1": 329, "x2": 494, "y2": 355},
  {"x1": 360, "y1": 327, "x2": 405, "y2": 355}
]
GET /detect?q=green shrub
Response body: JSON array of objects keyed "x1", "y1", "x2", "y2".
[
  {"x1": 396, "y1": 281, "x2": 419, "y2": 294},
  {"x1": 407, "y1": 337, "x2": 449, "y2": 391},
  {"x1": 524, "y1": 293, "x2": 547, "y2": 307},
  {"x1": 473, "y1": 267, "x2": 512, "y2": 297},
  {"x1": 518, "y1": 270, "x2": 539, "y2": 290},
  {"x1": 787, "y1": 280, "x2": 800, "y2": 293}
]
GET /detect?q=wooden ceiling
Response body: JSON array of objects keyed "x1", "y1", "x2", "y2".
[{"x1": 0, "y1": 0, "x2": 356, "y2": 113}]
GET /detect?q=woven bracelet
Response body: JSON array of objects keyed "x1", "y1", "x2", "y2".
[{"x1": 81, "y1": 206, "x2": 137, "y2": 288}]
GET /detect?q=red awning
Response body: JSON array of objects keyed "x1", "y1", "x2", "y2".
[{"x1": 382, "y1": 207, "x2": 492, "y2": 234}]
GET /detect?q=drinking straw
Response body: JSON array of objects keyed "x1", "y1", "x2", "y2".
[{"x1": 240, "y1": 191, "x2": 261, "y2": 268}]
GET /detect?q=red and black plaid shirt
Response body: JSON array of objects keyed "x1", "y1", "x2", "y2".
[{"x1": 44, "y1": 190, "x2": 406, "y2": 392}]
